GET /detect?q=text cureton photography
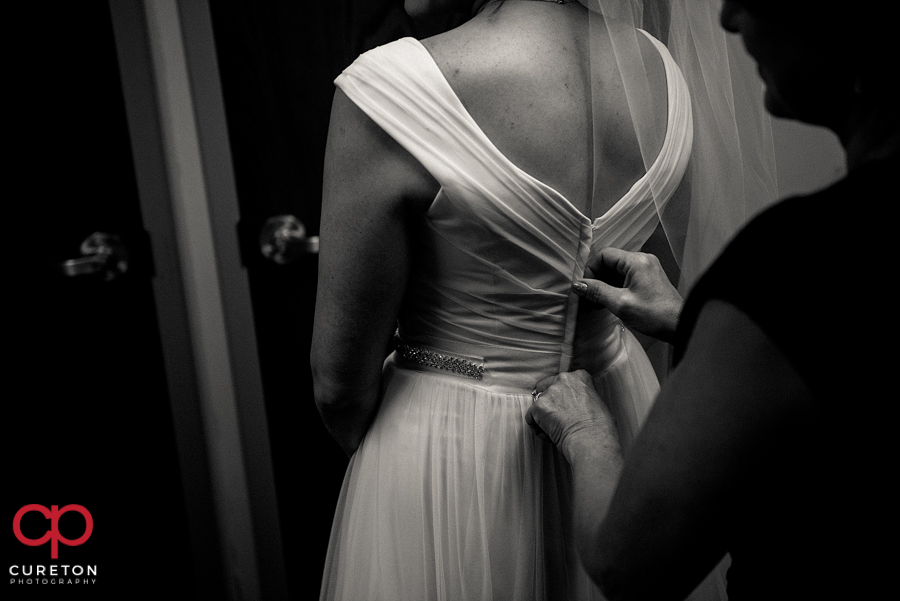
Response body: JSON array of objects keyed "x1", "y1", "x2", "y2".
[
  {"x1": 9, "y1": 504, "x2": 98, "y2": 587},
  {"x1": 9, "y1": 564, "x2": 98, "y2": 586}
]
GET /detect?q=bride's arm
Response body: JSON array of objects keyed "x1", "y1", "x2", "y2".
[{"x1": 311, "y1": 90, "x2": 438, "y2": 456}]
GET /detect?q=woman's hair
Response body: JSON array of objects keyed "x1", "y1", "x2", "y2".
[{"x1": 736, "y1": 1, "x2": 898, "y2": 102}]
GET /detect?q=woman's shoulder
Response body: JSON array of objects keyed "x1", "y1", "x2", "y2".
[
  {"x1": 736, "y1": 155, "x2": 897, "y2": 246},
  {"x1": 418, "y1": 2, "x2": 590, "y2": 85}
]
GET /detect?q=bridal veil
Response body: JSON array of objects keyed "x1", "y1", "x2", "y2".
[{"x1": 583, "y1": 0, "x2": 778, "y2": 291}]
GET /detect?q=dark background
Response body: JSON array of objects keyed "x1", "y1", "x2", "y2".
[
  {"x1": 6, "y1": 1, "x2": 194, "y2": 597},
  {"x1": 5, "y1": 1, "x2": 455, "y2": 600}
]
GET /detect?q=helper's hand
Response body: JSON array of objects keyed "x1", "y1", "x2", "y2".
[
  {"x1": 573, "y1": 247, "x2": 683, "y2": 344},
  {"x1": 526, "y1": 370, "x2": 621, "y2": 465}
]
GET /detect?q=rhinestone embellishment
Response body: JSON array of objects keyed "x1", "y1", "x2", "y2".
[{"x1": 396, "y1": 342, "x2": 484, "y2": 380}]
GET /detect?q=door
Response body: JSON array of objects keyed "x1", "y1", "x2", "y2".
[
  {"x1": 5, "y1": 2, "x2": 196, "y2": 598},
  {"x1": 207, "y1": 2, "x2": 453, "y2": 599}
]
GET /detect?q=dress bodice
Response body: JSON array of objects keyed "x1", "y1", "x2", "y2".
[{"x1": 335, "y1": 36, "x2": 692, "y2": 392}]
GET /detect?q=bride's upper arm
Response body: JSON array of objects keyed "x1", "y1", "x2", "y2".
[
  {"x1": 311, "y1": 90, "x2": 438, "y2": 393},
  {"x1": 322, "y1": 89, "x2": 439, "y2": 214}
]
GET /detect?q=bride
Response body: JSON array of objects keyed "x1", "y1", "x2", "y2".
[{"x1": 312, "y1": 1, "x2": 774, "y2": 599}]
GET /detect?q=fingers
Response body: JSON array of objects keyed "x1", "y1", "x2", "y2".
[
  {"x1": 584, "y1": 247, "x2": 663, "y2": 282},
  {"x1": 530, "y1": 374, "x2": 566, "y2": 441},
  {"x1": 583, "y1": 247, "x2": 632, "y2": 283},
  {"x1": 572, "y1": 277, "x2": 624, "y2": 310},
  {"x1": 524, "y1": 406, "x2": 550, "y2": 441},
  {"x1": 533, "y1": 370, "x2": 592, "y2": 398},
  {"x1": 584, "y1": 246, "x2": 628, "y2": 273},
  {"x1": 527, "y1": 370, "x2": 613, "y2": 452},
  {"x1": 577, "y1": 247, "x2": 651, "y2": 308},
  {"x1": 534, "y1": 374, "x2": 559, "y2": 394}
]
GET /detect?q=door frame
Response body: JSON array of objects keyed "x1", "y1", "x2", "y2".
[{"x1": 108, "y1": 1, "x2": 287, "y2": 599}]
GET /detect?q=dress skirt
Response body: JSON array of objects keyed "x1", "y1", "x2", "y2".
[{"x1": 320, "y1": 329, "x2": 727, "y2": 600}]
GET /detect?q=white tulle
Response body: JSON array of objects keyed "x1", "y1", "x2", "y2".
[{"x1": 587, "y1": 0, "x2": 779, "y2": 290}]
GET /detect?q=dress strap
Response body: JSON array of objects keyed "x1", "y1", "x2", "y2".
[
  {"x1": 588, "y1": 29, "x2": 693, "y2": 252},
  {"x1": 335, "y1": 38, "x2": 509, "y2": 194}
]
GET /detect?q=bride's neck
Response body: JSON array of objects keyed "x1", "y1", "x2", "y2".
[{"x1": 471, "y1": 0, "x2": 581, "y2": 18}]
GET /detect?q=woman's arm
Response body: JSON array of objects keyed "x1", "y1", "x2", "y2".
[
  {"x1": 530, "y1": 299, "x2": 815, "y2": 600},
  {"x1": 581, "y1": 299, "x2": 814, "y2": 599},
  {"x1": 311, "y1": 90, "x2": 438, "y2": 456}
]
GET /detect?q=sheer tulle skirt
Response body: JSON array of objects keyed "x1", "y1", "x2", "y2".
[
  {"x1": 320, "y1": 355, "x2": 554, "y2": 600},
  {"x1": 320, "y1": 340, "x2": 727, "y2": 600}
]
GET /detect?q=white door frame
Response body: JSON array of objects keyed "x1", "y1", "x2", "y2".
[{"x1": 109, "y1": 1, "x2": 287, "y2": 599}]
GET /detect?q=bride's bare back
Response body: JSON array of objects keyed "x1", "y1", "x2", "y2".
[{"x1": 421, "y1": 1, "x2": 667, "y2": 217}]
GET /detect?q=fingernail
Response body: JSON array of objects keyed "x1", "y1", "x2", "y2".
[{"x1": 572, "y1": 281, "x2": 587, "y2": 295}]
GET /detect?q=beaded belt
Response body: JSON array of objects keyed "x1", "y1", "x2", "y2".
[{"x1": 395, "y1": 341, "x2": 484, "y2": 380}]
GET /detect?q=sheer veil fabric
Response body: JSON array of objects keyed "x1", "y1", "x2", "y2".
[
  {"x1": 584, "y1": 0, "x2": 778, "y2": 290},
  {"x1": 580, "y1": 1, "x2": 778, "y2": 596}
]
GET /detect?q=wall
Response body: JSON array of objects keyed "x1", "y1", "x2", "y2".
[{"x1": 772, "y1": 118, "x2": 846, "y2": 198}]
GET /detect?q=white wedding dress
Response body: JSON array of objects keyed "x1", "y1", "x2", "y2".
[{"x1": 320, "y1": 35, "x2": 722, "y2": 600}]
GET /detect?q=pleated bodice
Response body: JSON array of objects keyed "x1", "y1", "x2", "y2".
[{"x1": 335, "y1": 35, "x2": 691, "y2": 392}]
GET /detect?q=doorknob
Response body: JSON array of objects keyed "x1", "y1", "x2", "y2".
[
  {"x1": 59, "y1": 232, "x2": 129, "y2": 281},
  {"x1": 259, "y1": 215, "x2": 319, "y2": 264}
]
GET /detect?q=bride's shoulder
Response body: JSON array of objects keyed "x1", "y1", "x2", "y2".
[{"x1": 419, "y1": 7, "x2": 588, "y2": 92}]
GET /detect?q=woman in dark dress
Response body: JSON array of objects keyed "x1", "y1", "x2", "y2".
[{"x1": 528, "y1": 1, "x2": 900, "y2": 599}]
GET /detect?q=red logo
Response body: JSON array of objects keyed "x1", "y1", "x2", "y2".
[{"x1": 13, "y1": 504, "x2": 93, "y2": 559}]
